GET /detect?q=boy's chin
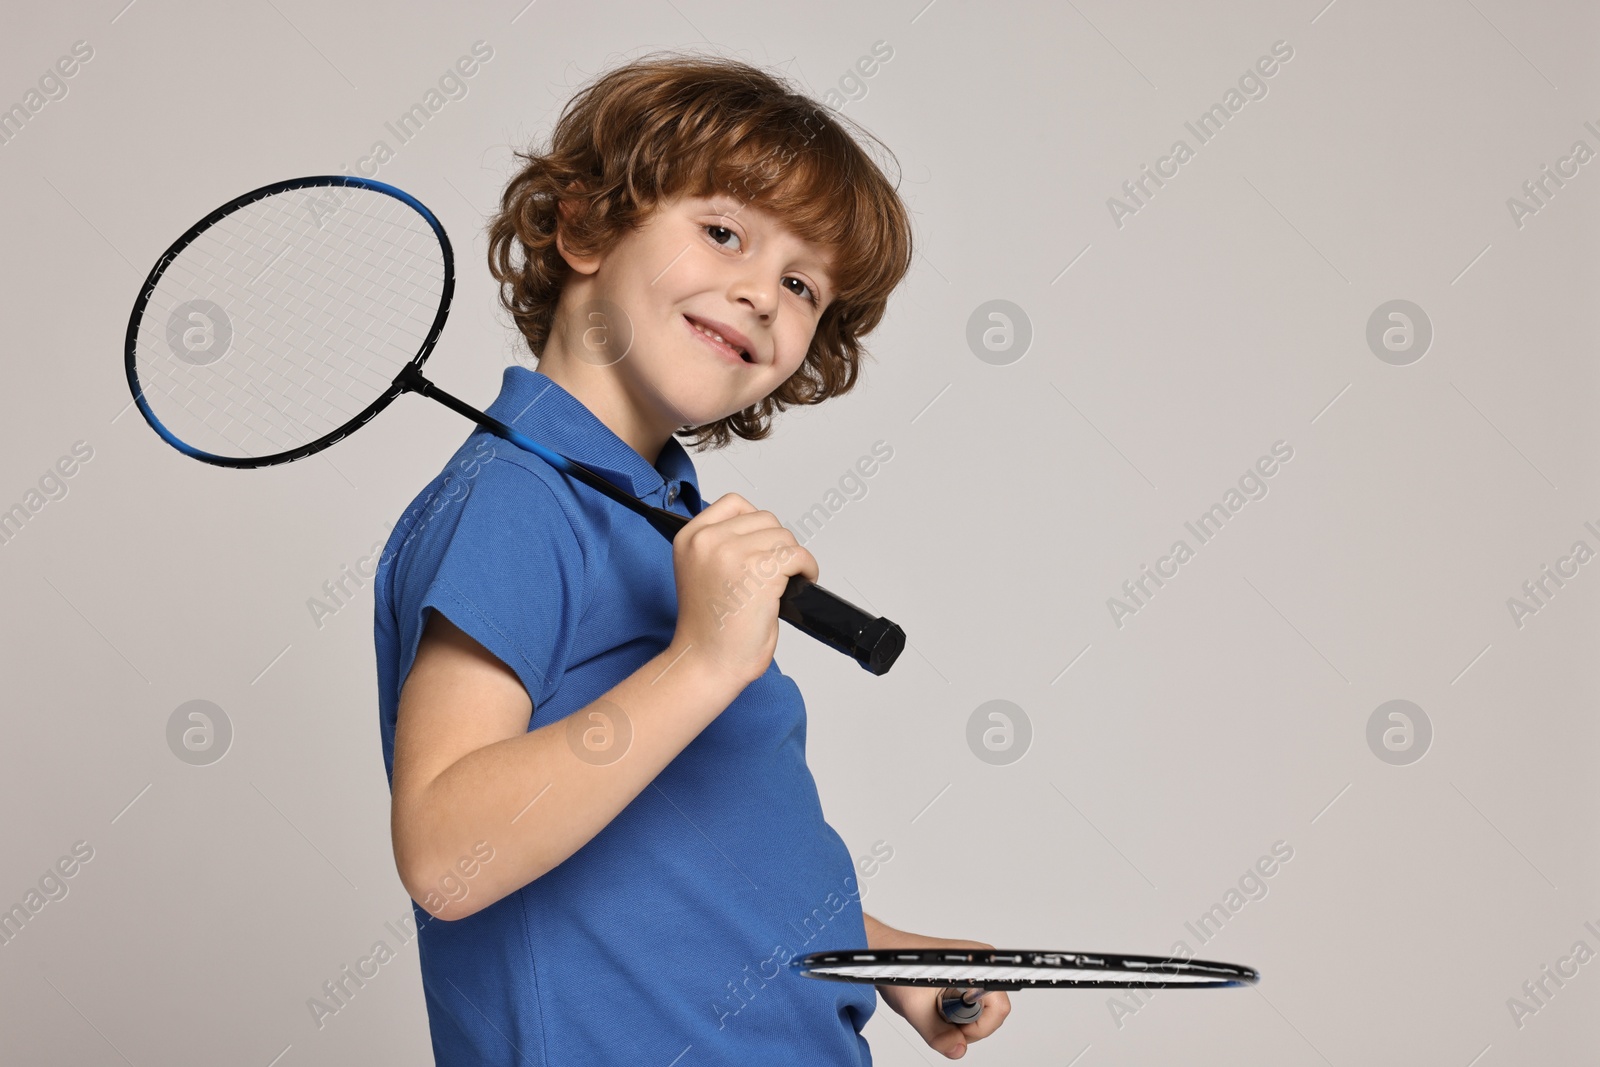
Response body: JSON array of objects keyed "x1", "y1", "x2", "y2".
[
  {"x1": 668, "y1": 402, "x2": 739, "y2": 429},
  {"x1": 637, "y1": 378, "x2": 741, "y2": 429}
]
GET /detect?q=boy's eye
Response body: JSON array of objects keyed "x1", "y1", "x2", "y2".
[
  {"x1": 784, "y1": 277, "x2": 820, "y2": 307},
  {"x1": 705, "y1": 223, "x2": 741, "y2": 251}
]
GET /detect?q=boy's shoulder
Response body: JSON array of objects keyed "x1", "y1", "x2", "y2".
[
  {"x1": 383, "y1": 430, "x2": 589, "y2": 575},
  {"x1": 455, "y1": 430, "x2": 573, "y2": 506}
]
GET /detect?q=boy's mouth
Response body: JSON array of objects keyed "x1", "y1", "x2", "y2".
[{"x1": 684, "y1": 314, "x2": 755, "y2": 364}]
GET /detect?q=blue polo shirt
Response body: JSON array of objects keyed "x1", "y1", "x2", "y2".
[{"x1": 372, "y1": 366, "x2": 876, "y2": 1066}]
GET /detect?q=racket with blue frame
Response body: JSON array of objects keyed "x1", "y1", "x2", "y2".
[{"x1": 123, "y1": 175, "x2": 904, "y2": 675}]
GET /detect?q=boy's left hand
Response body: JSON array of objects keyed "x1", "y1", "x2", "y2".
[{"x1": 875, "y1": 933, "x2": 1012, "y2": 1059}]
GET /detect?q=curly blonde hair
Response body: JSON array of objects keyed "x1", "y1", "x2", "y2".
[{"x1": 486, "y1": 51, "x2": 915, "y2": 450}]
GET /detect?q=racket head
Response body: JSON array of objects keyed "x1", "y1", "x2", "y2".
[
  {"x1": 124, "y1": 175, "x2": 454, "y2": 468},
  {"x1": 791, "y1": 948, "x2": 1259, "y2": 990}
]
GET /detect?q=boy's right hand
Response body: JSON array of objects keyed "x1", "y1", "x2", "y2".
[{"x1": 668, "y1": 492, "x2": 819, "y2": 690}]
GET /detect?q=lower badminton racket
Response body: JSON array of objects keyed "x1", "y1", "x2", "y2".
[
  {"x1": 793, "y1": 947, "x2": 1259, "y2": 1024},
  {"x1": 123, "y1": 175, "x2": 904, "y2": 675}
]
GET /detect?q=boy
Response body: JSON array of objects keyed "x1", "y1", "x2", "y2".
[{"x1": 373, "y1": 52, "x2": 1010, "y2": 1064}]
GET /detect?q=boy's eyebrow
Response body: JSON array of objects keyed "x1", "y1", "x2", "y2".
[
  {"x1": 700, "y1": 193, "x2": 755, "y2": 227},
  {"x1": 804, "y1": 255, "x2": 840, "y2": 306}
]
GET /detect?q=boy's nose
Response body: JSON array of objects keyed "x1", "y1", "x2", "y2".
[{"x1": 728, "y1": 275, "x2": 778, "y2": 317}]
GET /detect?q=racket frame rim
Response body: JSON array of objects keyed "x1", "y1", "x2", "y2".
[
  {"x1": 123, "y1": 174, "x2": 455, "y2": 469},
  {"x1": 790, "y1": 947, "x2": 1260, "y2": 989}
]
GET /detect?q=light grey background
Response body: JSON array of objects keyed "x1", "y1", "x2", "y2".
[{"x1": 2, "y1": 0, "x2": 1596, "y2": 1063}]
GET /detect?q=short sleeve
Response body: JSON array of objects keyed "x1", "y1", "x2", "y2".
[{"x1": 390, "y1": 455, "x2": 588, "y2": 714}]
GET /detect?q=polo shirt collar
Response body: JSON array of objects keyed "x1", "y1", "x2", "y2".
[{"x1": 483, "y1": 366, "x2": 703, "y2": 513}]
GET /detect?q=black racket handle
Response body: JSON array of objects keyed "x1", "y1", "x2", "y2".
[
  {"x1": 640, "y1": 505, "x2": 905, "y2": 676},
  {"x1": 938, "y1": 986, "x2": 986, "y2": 1025}
]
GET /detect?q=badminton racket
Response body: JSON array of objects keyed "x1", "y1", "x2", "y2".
[
  {"x1": 123, "y1": 175, "x2": 904, "y2": 675},
  {"x1": 793, "y1": 947, "x2": 1259, "y2": 1024}
]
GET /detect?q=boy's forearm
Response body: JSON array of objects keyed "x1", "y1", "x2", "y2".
[
  {"x1": 401, "y1": 641, "x2": 743, "y2": 918},
  {"x1": 863, "y1": 911, "x2": 908, "y2": 950}
]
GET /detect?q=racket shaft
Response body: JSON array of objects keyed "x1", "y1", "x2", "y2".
[{"x1": 398, "y1": 365, "x2": 905, "y2": 674}]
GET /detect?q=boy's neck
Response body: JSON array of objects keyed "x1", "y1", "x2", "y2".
[{"x1": 532, "y1": 344, "x2": 676, "y2": 470}]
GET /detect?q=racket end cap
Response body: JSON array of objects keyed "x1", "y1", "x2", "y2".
[{"x1": 859, "y1": 619, "x2": 905, "y2": 675}]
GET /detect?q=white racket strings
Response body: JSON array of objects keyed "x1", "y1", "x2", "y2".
[{"x1": 813, "y1": 962, "x2": 1236, "y2": 985}]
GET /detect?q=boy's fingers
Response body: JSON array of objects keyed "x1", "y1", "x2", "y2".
[
  {"x1": 786, "y1": 543, "x2": 819, "y2": 584},
  {"x1": 702, "y1": 491, "x2": 756, "y2": 518},
  {"x1": 956, "y1": 991, "x2": 1010, "y2": 1040},
  {"x1": 680, "y1": 492, "x2": 756, "y2": 535},
  {"x1": 917, "y1": 991, "x2": 1010, "y2": 1055},
  {"x1": 902, "y1": 993, "x2": 970, "y2": 1057},
  {"x1": 925, "y1": 1021, "x2": 967, "y2": 1059},
  {"x1": 717, "y1": 531, "x2": 817, "y2": 585},
  {"x1": 703, "y1": 510, "x2": 786, "y2": 538}
]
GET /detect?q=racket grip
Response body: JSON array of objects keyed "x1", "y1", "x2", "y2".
[
  {"x1": 937, "y1": 986, "x2": 985, "y2": 1025},
  {"x1": 778, "y1": 577, "x2": 905, "y2": 676},
  {"x1": 640, "y1": 506, "x2": 904, "y2": 675},
  {"x1": 634, "y1": 504, "x2": 902, "y2": 674}
]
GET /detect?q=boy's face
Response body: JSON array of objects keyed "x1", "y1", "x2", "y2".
[{"x1": 558, "y1": 191, "x2": 836, "y2": 438}]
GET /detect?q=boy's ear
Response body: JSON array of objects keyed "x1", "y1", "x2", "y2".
[{"x1": 554, "y1": 184, "x2": 602, "y2": 276}]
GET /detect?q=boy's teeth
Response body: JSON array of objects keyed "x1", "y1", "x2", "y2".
[{"x1": 692, "y1": 320, "x2": 734, "y2": 350}]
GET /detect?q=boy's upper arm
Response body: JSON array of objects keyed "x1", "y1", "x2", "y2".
[
  {"x1": 395, "y1": 455, "x2": 589, "y2": 713},
  {"x1": 392, "y1": 609, "x2": 531, "y2": 810},
  {"x1": 387, "y1": 454, "x2": 589, "y2": 806}
]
